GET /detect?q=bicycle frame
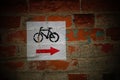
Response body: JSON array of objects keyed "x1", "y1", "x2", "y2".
[
  {"x1": 33, "y1": 26, "x2": 59, "y2": 43},
  {"x1": 38, "y1": 27, "x2": 53, "y2": 39}
]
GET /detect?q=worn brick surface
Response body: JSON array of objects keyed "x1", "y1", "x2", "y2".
[
  {"x1": 44, "y1": 73, "x2": 67, "y2": 80},
  {"x1": 74, "y1": 14, "x2": 94, "y2": 28},
  {"x1": 106, "y1": 27, "x2": 120, "y2": 41},
  {"x1": 82, "y1": 0, "x2": 120, "y2": 12},
  {"x1": 3, "y1": 61, "x2": 25, "y2": 70},
  {"x1": 67, "y1": 45, "x2": 76, "y2": 54},
  {"x1": 28, "y1": 59, "x2": 78, "y2": 71},
  {"x1": 67, "y1": 28, "x2": 105, "y2": 41},
  {"x1": 0, "y1": 0, "x2": 27, "y2": 13},
  {"x1": 102, "y1": 73, "x2": 119, "y2": 80},
  {"x1": 5, "y1": 30, "x2": 26, "y2": 43},
  {"x1": 94, "y1": 43, "x2": 113, "y2": 53},
  {"x1": 48, "y1": 15, "x2": 72, "y2": 27},
  {"x1": 0, "y1": 45, "x2": 16, "y2": 57},
  {"x1": 29, "y1": 0, "x2": 80, "y2": 13},
  {"x1": 28, "y1": 16, "x2": 46, "y2": 21},
  {"x1": 16, "y1": 72, "x2": 43, "y2": 80},
  {"x1": 87, "y1": 56, "x2": 119, "y2": 72},
  {"x1": 68, "y1": 74, "x2": 87, "y2": 80},
  {"x1": 0, "y1": 16, "x2": 21, "y2": 29},
  {"x1": 96, "y1": 14, "x2": 120, "y2": 28}
]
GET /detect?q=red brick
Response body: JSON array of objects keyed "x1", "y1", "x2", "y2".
[
  {"x1": 6, "y1": 30, "x2": 26, "y2": 43},
  {"x1": 0, "y1": 0, "x2": 27, "y2": 13},
  {"x1": 29, "y1": 61, "x2": 69, "y2": 70},
  {"x1": 47, "y1": 59, "x2": 78, "y2": 70},
  {"x1": 4, "y1": 61, "x2": 24, "y2": 70},
  {"x1": 96, "y1": 14, "x2": 120, "y2": 28},
  {"x1": 0, "y1": 45, "x2": 16, "y2": 57},
  {"x1": 68, "y1": 74, "x2": 87, "y2": 80},
  {"x1": 74, "y1": 14, "x2": 94, "y2": 28},
  {"x1": 106, "y1": 27, "x2": 120, "y2": 41},
  {"x1": 28, "y1": 16, "x2": 46, "y2": 21},
  {"x1": 28, "y1": 59, "x2": 78, "y2": 71},
  {"x1": 66, "y1": 28, "x2": 105, "y2": 41},
  {"x1": 48, "y1": 15, "x2": 72, "y2": 27},
  {"x1": 94, "y1": 43, "x2": 113, "y2": 53},
  {"x1": 68, "y1": 45, "x2": 76, "y2": 54},
  {"x1": 29, "y1": 0, "x2": 80, "y2": 13},
  {"x1": 66, "y1": 29, "x2": 76, "y2": 41},
  {"x1": 82, "y1": 0, "x2": 120, "y2": 12},
  {"x1": 90, "y1": 28, "x2": 105, "y2": 41},
  {"x1": 29, "y1": 61, "x2": 47, "y2": 70},
  {"x1": 47, "y1": 60, "x2": 69, "y2": 70},
  {"x1": 0, "y1": 16, "x2": 21, "y2": 29}
]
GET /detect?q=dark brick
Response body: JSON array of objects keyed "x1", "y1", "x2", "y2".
[
  {"x1": 94, "y1": 43, "x2": 113, "y2": 53},
  {"x1": 106, "y1": 27, "x2": 120, "y2": 41},
  {"x1": 96, "y1": 14, "x2": 120, "y2": 28},
  {"x1": 29, "y1": 0, "x2": 80, "y2": 13},
  {"x1": 5, "y1": 30, "x2": 26, "y2": 43},
  {"x1": 0, "y1": 0, "x2": 27, "y2": 13},
  {"x1": 4, "y1": 61, "x2": 25, "y2": 70},
  {"x1": 82, "y1": 0, "x2": 120, "y2": 12},
  {"x1": 68, "y1": 74, "x2": 87, "y2": 80},
  {"x1": 103, "y1": 73, "x2": 116, "y2": 80},
  {"x1": 28, "y1": 16, "x2": 46, "y2": 21},
  {"x1": 0, "y1": 45, "x2": 16, "y2": 57},
  {"x1": 48, "y1": 15, "x2": 72, "y2": 27},
  {"x1": 0, "y1": 16, "x2": 21, "y2": 29},
  {"x1": 74, "y1": 14, "x2": 95, "y2": 28}
]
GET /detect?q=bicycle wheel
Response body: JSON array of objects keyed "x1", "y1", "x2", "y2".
[
  {"x1": 49, "y1": 32, "x2": 59, "y2": 42},
  {"x1": 33, "y1": 33, "x2": 43, "y2": 43}
]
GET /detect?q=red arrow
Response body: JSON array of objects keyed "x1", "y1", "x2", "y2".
[{"x1": 36, "y1": 47, "x2": 59, "y2": 55}]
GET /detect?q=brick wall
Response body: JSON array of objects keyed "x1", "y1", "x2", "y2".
[{"x1": 0, "y1": 0, "x2": 120, "y2": 80}]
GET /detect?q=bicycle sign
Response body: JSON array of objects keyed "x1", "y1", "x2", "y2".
[
  {"x1": 27, "y1": 21, "x2": 66, "y2": 61},
  {"x1": 33, "y1": 27, "x2": 59, "y2": 43}
]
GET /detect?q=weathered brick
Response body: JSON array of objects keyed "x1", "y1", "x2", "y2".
[
  {"x1": 94, "y1": 43, "x2": 113, "y2": 53},
  {"x1": 48, "y1": 15, "x2": 72, "y2": 27},
  {"x1": 28, "y1": 59, "x2": 78, "y2": 71},
  {"x1": 82, "y1": 0, "x2": 120, "y2": 12},
  {"x1": 0, "y1": 45, "x2": 16, "y2": 57},
  {"x1": 106, "y1": 27, "x2": 120, "y2": 41},
  {"x1": 0, "y1": 0, "x2": 27, "y2": 13},
  {"x1": 96, "y1": 14, "x2": 120, "y2": 28},
  {"x1": 4, "y1": 61, "x2": 25, "y2": 70},
  {"x1": 0, "y1": 16, "x2": 21, "y2": 29},
  {"x1": 67, "y1": 45, "x2": 76, "y2": 54},
  {"x1": 92, "y1": 28, "x2": 105, "y2": 40},
  {"x1": 102, "y1": 73, "x2": 116, "y2": 80},
  {"x1": 28, "y1": 16, "x2": 46, "y2": 21},
  {"x1": 48, "y1": 60, "x2": 69, "y2": 70},
  {"x1": 67, "y1": 28, "x2": 105, "y2": 41},
  {"x1": 48, "y1": 59, "x2": 78, "y2": 70},
  {"x1": 44, "y1": 73, "x2": 67, "y2": 80},
  {"x1": 17, "y1": 72, "x2": 43, "y2": 80},
  {"x1": 29, "y1": 0, "x2": 80, "y2": 13},
  {"x1": 67, "y1": 44, "x2": 80, "y2": 58},
  {"x1": 74, "y1": 14, "x2": 94, "y2": 28},
  {"x1": 68, "y1": 74, "x2": 87, "y2": 80},
  {"x1": 6, "y1": 30, "x2": 26, "y2": 43},
  {"x1": 87, "y1": 57, "x2": 119, "y2": 72},
  {"x1": 28, "y1": 61, "x2": 47, "y2": 70}
]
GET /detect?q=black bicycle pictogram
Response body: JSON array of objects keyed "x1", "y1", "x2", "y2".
[{"x1": 33, "y1": 27, "x2": 59, "y2": 43}]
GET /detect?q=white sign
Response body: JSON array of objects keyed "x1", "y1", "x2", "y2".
[{"x1": 27, "y1": 21, "x2": 66, "y2": 60}]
